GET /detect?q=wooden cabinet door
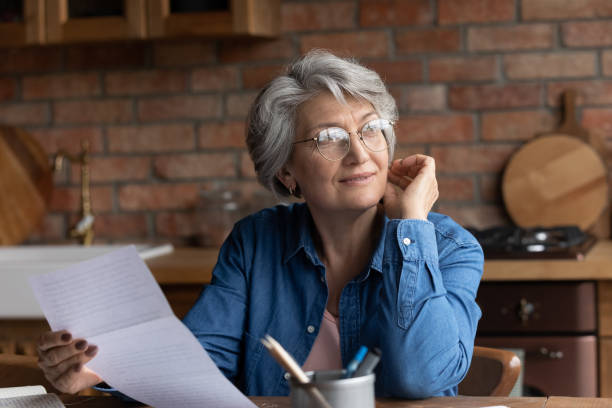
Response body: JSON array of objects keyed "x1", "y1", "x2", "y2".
[
  {"x1": 46, "y1": 0, "x2": 146, "y2": 43},
  {"x1": 147, "y1": 0, "x2": 279, "y2": 38},
  {"x1": 0, "y1": 0, "x2": 45, "y2": 46}
]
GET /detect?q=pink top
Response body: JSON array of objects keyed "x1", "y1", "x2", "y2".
[{"x1": 302, "y1": 309, "x2": 343, "y2": 371}]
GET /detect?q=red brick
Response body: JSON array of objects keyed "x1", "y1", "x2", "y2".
[
  {"x1": 30, "y1": 127, "x2": 104, "y2": 155},
  {"x1": 156, "y1": 212, "x2": 200, "y2": 237},
  {"x1": 192, "y1": 66, "x2": 240, "y2": 91},
  {"x1": 242, "y1": 64, "x2": 285, "y2": 89},
  {"x1": 522, "y1": 0, "x2": 612, "y2": 20},
  {"x1": 54, "y1": 99, "x2": 133, "y2": 124},
  {"x1": 153, "y1": 40, "x2": 216, "y2": 67},
  {"x1": 468, "y1": 24, "x2": 554, "y2": 51},
  {"x1": 105, "y1": 70, "x2": 187, "y2": 95},
  {"x1": 395, "y1": 28, "x2": 460, "y2": 54},
  {"x1": 226, "y1": 92, "x2": 258, "y2": 119},
  {"x1": 583, "y1": 108, "x2": 612, "y2": 131},
  {"x1": 365, "y1": 60, "x2": 422, "y2": 83},
  {"x1": 220, "y1": 38, "x2": 295, "y2": 63},
  {"x1": 563, "y1": 21, "x2": 612, "y2": 47},
  {"x1": 396, "y1": 114, "x2": 474, "y2": 143},
  {"x1": 481, "y1": 111, "x2": 556, "y2": 141},
  {"x1": 199, "y1": 121, "x2": 246, "y2": 148},
  {"x1": 547, "y1": 80, "x2": 612, "y2": 106},
  {"x1": 400, "y1": 85, "x2": 446, "y2": 112},
  {"x1": 0, "y1": 103, "x2": 49, "y2": 126},
  {"x1": 301, "y1": 31, "x2": 389, "y2": 58},
  {"x1": 0, "y1": 77, "x2": 16, "y2": 101},
  {"x1": 479, "y1": 175, "x2": 503, "y2": 203},
  {"x1": 65, "y1": 44, "x2": 147, "y2": 70},
  {"x1": 50, "y1": 186, "x2": 113, "y2": 212},
  {"x1": 71, "y1": 157, "x2": 150, "y2": 183},
  {"x1": 23, "y1": 73, "x2": 101, "y2": 100},
  {"x1": 504, "y1": 52, "x2": 596, "y2": 80},
  {"x1": 108, "y1": 124, "x2": 195, "y2": 153},
  {"x1": 282, "y1": 1, "x2": 356, "y2": 32},
  {"x1": 240, "y1": 151, "x2": 256, "y2": 178},
  {"x1": 27, "y1": 214, "x2": 65, "y2": 242},
  {"x1": 438, "y1": 176, "x2": 475, "y2": 201},
  {"x1": 138, "y1": 95, "x2": 221, "y2": 121},
  {"x1": 436, "y1": 204, "x2": 511, "y2": 229},
  {"x1": 604, "y1": 51, "x2": 612, "y2": 76},
  {"x1": 93, "y1": 214, "x2": 148, "y2": 239},
  {"x1": 0, "y1": 47, "x2": 62, "y2": 73},
  {"x1": 432, "y1": 145, "x2": 517, "y2": 173},
  {"x1": 438, "y1": 0, "x2": 514, "y2": 24},
  {"x1": 429, "y1": 56, "x2": 497, "y2": 82},
  {"x1": 449, "y1": 84, "x2": 541, "y2": 110},
  {"x1": 392, "y1": 145, "x2": 427, "y2": 160},
  {"x1": 359, "y1": 0, "x2": 432, "y2": 27},
  {"x1": 119, "y1": 184, "x2": 200, "y2": 210},
  {"x1": 154, "y1": 153, "x2": 236, "y2": 179}
]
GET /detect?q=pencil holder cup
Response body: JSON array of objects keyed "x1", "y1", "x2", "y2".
[{"x1": 289, "y1": 370, "x2": 375, "y2": 408}]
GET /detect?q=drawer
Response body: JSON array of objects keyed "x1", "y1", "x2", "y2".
[
  {"x1": 477, "y1": 282, "x2": 596, "y2": 333},
  {"x1": 477, "y1": 335, "x2": 598, "y2": 397}
]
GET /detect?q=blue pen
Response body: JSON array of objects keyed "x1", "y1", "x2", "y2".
[{"x1": 344, "y1": 345, "x2": 368, "y2": 378}]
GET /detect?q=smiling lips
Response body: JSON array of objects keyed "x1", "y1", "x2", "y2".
[{"x1": 339, "y1": 172, "x2": 376, "y2": 185}]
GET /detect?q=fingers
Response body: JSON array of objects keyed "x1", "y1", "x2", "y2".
[
  {"x1": 390, "y1": 154, "x2": 435, "y2": 179},
  {"x1": 45, "y1": 344, "x2": 98, "y2": 382},
  {"x1": 38, "y1": 338, "x2": 88, "y2": 368},
  {"x1": 38, "y1": 330, "x2": 72, "y2": 352},
  {"x1": 53, "y1": 366, "x2": 102, "y2": 395}
]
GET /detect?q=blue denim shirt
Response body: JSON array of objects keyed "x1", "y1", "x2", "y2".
[{"x1": 182, "y1": 203, "x2": 483, "y2": 398}]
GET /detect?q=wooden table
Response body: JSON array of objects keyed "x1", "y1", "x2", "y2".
[{"x1": 58, "y1": 395, "x2": 612, "y2": 407}]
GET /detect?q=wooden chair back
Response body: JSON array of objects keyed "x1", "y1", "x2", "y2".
[{"x1": 458, "y1": 346, "x2": 521, "y2": 396}]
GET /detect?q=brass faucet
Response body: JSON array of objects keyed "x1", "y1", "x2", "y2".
[{"x1": 53, "y1": 140, "x2": 94, "y2": 246}]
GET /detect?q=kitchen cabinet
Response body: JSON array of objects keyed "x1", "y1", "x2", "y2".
[
  {"x1": 0, "y1": 0, "x2": 44, "y2": 47},
  {"x1": 0, "y1": 0, "x2": 279, "y2": 47}
]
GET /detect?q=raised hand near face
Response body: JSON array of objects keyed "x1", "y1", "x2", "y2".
[{"x1": 383, "y1": 154, "x2": 439, "y2": 221}]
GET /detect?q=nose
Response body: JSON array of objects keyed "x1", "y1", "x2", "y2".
[{"x1": 343, "y1": 131, "x2": 369, "y2": 164}]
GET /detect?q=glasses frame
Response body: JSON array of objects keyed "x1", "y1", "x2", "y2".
[{"x1": 292, "y1": 118, "x2": 394, "y2": 162}]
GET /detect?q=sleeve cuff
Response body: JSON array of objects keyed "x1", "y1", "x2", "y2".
[{"x1": 395, "y1": 219, "x2": 438, "y2": 262}]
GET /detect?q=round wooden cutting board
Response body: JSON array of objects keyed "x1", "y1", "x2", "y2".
[
  {"x1": 502, "y1": 133, "x2": 608, "y2": 230},
  {"x1": 0, "y1": 125, "x2": 53, "y2": 245}
]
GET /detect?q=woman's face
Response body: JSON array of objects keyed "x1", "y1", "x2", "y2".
[{"x1": 280, "y1": 92, "x2": 389, "y2": 215}]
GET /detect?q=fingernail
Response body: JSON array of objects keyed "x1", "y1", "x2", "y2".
[
  {"x1": 61, "y1": 333, "x2": 71, "y2": 342},
  {"x1": 75, "y1": 340, "x2": 87, "y2": 350},
  {"x1": 85, "y1": 345, "x2": 98, "y2": 357}
]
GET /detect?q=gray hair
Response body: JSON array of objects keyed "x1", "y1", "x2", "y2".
[{"x1": 246, "y1": 50, "x2": 398, "y2": 197}]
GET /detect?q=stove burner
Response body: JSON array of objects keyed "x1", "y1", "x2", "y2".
[{"x1": 467, "y1": 225, "x2": 596, "y2": 259}]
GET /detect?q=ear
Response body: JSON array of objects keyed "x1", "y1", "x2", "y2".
[{"x1": 276, "y1": 164, "x2": 295, "y2": 191}]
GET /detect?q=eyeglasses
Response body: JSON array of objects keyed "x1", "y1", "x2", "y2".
[{"x1": 292, "y1": 118, "x2": 393, "y2": 161}]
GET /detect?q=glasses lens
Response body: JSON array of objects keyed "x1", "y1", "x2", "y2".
[
  {"x1": 316, "y1": 127, "x2": 349, "y2": 161},
  {"x1": 360, "y1": 119, "x2": 391, "y2": 152}
]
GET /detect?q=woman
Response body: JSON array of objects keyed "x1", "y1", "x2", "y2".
[{"x1": 36, "y1": 50, "x2": 483, "y2": 398}]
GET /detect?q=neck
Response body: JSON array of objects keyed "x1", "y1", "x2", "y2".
[{"x1": 307, "y1": 204, "x2": 382, "y2": 279}]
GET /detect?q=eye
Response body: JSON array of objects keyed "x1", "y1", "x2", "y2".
[{"x1": 317, "y1": 127, "x2": 347, "y2": 145}]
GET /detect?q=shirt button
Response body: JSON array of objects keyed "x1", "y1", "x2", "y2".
[
  {"x1": 320, "y1": 276, "x2": 325, "y2": 283},
  {"x1": 403, "y1": 237, "x2": 412, "y2": 245},
  {"x1": 307, "y1": 325, "x2": 315, "y2": 334},
  {"x1": 284, "y1": 372, "x2": 290, "y2": 380}
]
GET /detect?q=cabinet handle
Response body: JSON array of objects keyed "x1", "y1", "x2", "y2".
[
  {"x1": 517, "y1": 297, "x2": 535, "y2": 325},
  {"x1": 539, "y1": 347, "x2": 564, "y2": 359}
]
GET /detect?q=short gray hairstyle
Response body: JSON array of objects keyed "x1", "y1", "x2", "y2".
[{"x1": 246, "y1": 50, "x2": 398, "y2": 197}]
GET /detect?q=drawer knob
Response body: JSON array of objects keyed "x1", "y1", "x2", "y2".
[
  {"x1": 539, "y1": 347, "x2": 564, "y2": 359},
  {"x1": 517, "y1": 298, "x2": 535, "y2": 325}
]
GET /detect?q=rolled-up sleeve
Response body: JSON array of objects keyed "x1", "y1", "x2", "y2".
[{"x1": 377, "y1": 218, "x2": 483, "y2": 398}]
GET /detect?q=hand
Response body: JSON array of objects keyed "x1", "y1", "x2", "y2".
[
  {"x1": 37, "y1": 330, "x2": 102, "y2": 394},
  {"x1": 383, "y1": 154, "x2": 439, "y2": 220}
]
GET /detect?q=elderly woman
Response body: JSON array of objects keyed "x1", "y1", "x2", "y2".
[{"x1": 37, "y1": 50, "x2": 483, "y2": 398}]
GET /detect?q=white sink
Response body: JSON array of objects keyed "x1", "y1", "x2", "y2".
[{"x1": 0, "y1": 244, "x2": 173, "y2": 318}]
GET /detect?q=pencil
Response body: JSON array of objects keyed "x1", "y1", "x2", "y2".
[{"x1": 261, "y1": 334, "x2": 332, "y2": 408}]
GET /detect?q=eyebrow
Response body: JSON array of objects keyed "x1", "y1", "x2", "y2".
[{"x1": 304, "y1": 110, "x2": 378, "y2": 136}]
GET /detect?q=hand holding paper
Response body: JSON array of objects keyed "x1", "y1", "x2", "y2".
[{"x1": 30, "y1": 246, "x2": 255, "y2": 408}]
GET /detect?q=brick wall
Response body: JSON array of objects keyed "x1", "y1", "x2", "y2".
[{"x1": 3, "y1": 0, "x2": 612, "y2": 245}]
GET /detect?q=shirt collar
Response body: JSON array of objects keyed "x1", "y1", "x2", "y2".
[{"x1": 283, "y1": 203, "x2": 387, "y2": 274}]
